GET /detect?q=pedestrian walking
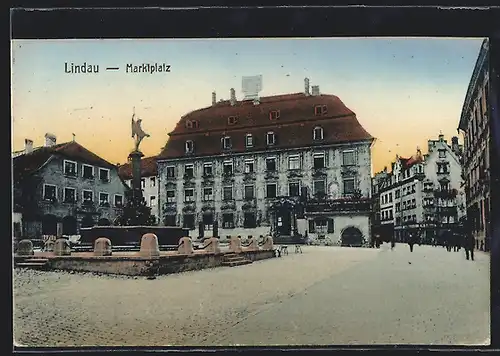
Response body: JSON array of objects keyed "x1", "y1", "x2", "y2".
[
  {"x1": 464, "y1": 230, "x2": 475, "y2": 261},
  {"x1": 390, "y1": 235, "x2": 395, "y2": 250},
  {"x1": 407, "y1": 232, "x2": 416, "y2": 252}
]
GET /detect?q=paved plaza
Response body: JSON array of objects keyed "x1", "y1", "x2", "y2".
[{"x1": 13, "y1": 244, "x2": 490, "y2": 347}]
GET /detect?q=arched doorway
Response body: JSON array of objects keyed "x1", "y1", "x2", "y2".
[
  {"x1": 62, "y1": 216, "x2": 77, "y2": 235},
  {"x1": 97, "y1": 218, "x2": 111, "y2": 226},
  {"x1": 42, "y1": 214, "x2": 58, "y2": 235},
  {"x1": 341, "y1": 226, "x2": 364, "y2": 247},
  {"x1": 81, "y1": 215, "x2": 95, "y2": 229}
]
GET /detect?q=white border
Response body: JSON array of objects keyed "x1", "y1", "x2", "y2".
[
  {"x1": 166, "y1": 165, "x2": 176, "y2": 178},
  {"x1": 245, "y1": 133, "x2": 253, "y2": 147},
  {"x1": 313, "y1": 126, "x2": 324, "y2": 140},
  {"x1": 203, "y1": 186, "x2": 213, "y2": 201},
  {"x1": 82, "y1": 163, "x2": 95, "y2": 178},
  {"x1": 288, "y1": 181, "x2": 301, "y2": 197},
  {"x1": 244, "y1": 184, "x2": 255, "y2": 199},
  {"x1": 288, "y1": 154, "x2": 300, "y2": 170},
  {"x1": 222, "y1": 185, "x2": 233, "y2": 200},
  {"x1": 63, "y1": 159, "x2": 78, "y2": 176},
  {"x1": 166, "y1": 189, "x2": 176, "y2": 203},
  {"x1": 266, "y1": 131, "x2": 275, "y2": 145},
  {"x1": 99, "y1": 167, "x2": 110, "y2": 181}
]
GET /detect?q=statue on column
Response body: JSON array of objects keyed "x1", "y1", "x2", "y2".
[{"x1": 131, "y1": 112, "x2": 150, "y2": 152}]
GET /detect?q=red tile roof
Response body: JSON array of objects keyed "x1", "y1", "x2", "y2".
[
  {"x1": 13, "y1": 141, "x2": 117, "y2": 178},
  {"x1": 118, "y1": 156, "x2": 158, "y2": 180},
  {"x1": 158, "y1": 93, "x2": 373, "y2": 159}
]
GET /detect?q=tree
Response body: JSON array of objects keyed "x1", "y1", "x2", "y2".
[{"x1": 115, "y1": 189, "x2": 157, "y2": 226}]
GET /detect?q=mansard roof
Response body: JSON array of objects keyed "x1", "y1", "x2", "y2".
[
  {"x1": 158, "y1": 92, "x2": 374, "y2": 160},
  {"x1": 118, "y1": 155, "x2": 158, "y2": 180},
  {"x1": 13, "y1": 141, "x2": 117, "y2": 179}
]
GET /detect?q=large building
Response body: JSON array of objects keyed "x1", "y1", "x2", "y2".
[
  {"x1": 12, "y1": 133, "x2": 128, "y2": 240},
  {"x1": 157, "y1": 78, "x2": 375, "y2": 245},
  {"x1": 118, "y1": 156, "x2": 159, "y2": 222},
  {"x1": 458, "y1": 38, "x2": 490, "y2": 251},
  {"x1": 374, "y1": 134, "x2": 466, "y2": 244}
]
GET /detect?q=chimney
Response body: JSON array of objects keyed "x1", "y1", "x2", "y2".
[
  {"x1": 44, "y1": 133, "x2": 57, "y2": 147},
  {"x1": 230, "y1": 88, "x2": 236, "y2": 106},
  {"x1": 24, "y1": 139, "x2": 33, "y2": 154},
  {"x1": 304, "y1": 77, "x2": 310, "y2": 96},
  {"x1": 212, "y1": 91, "x2": 216, "y2": 105},
  {"x1": 311, "y1": 85, "x2": 320, "y2": 96}
]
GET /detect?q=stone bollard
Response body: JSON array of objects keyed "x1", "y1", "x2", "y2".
[
  {"x1": 203, "y1": 237, "x2": 221, "y2": 254},
  {"x1": 140, "y1": 233, "x2": 160, "y2": 258},
  {"x1": 17, "y1": 239, "x2": 34, "y2": 256},
  {"x1": 245, "y1": 236, "x2": 259, "y2": 251},
  {"x1": 229, "y1": 236, "x2": 242, "y2": 253},
  {"x1": 45, "y1": 240, "x2": 55, "y2": 252},
  {"x1": 94, "y1": 237, "x2": 112, "y2": 256},
  {"x1": 54, "y1": 238, "x2": 71, "y2": 256},
  {"x1": 178, "y1": 236, "x2": 194, "y2": 255},
  {"x1": 262, "y1": 236, "x2": 274, "y2": 250}
]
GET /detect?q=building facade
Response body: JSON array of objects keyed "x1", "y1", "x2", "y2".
[
  {"x1": 458, "y1": 38, "x2": 490, "y2": 251},
  {"x1": 157, "y1": 78, "x2": 375, "y2": 245},
  {"x1": 118, "y1": 156, "x2": 159, "y2": 223},
  {"x1": 374, "y1": 134, "x2": 465, "y2": 244},
  {"x1": 13, "y1": 134, "x2": 128, "y2": 240}
]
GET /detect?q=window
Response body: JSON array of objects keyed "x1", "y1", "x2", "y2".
[
  {"x1": 184, "y1": 164, "x2": 194, "y2": 178},
  {"x1": 289, "y1": 182, "x2": 300, "y2": 197},
  {"x1": 343, "y1": 177, "x2": 355, "y2": 195},
  {"x1": 313, "y1": 180, "x2": 326, "y2": 196},
  {"x1": 288, "y1": 155, "x2": 300, "y2": 170},
  {"x1": 313, "y1": 126, "x2": 324, "y2": 140},
  {"x1": 267, "y1": 132, "x2": 276, "y2": 146},
  {"x1": 141, "y1": 178, "x2": 146, "y2": 188},
  {"x1": 227, "y1": 116, "x2": 238, "y2": 125},
  {"x1": 64, "y1": 160, "x2": 77, "y2": 176},
  {"x1": 114, "y1": 195, "x2": 123, "y2": 207},
  {"x1": 203, "y1": 213, "x2": 214, "y2": 230},
  {"x1": 166, "y1": 190, "x2": 175, "y2": 203},
  {"x1": 185, "y1": 140, "x2": 194, "y2": 154},
  {"x1": 223, "y1": 161, "x2": 233, "y2": 175},
  {"x1": 269, "y1": 110, "x2": 280, "y2": 120},
  {"x1": 99, "y1": 192, "x2": 110, "y2": 206},
  {"x1": 327, "y1": 218, "x2": 334, "y2": 233},
  {"x1": 183, "y1": 214, "x2": 195, "y2": 230},
  {"x1": 314, "y1": 105, "x2": 328, "y2": 115},
  {"x1": 83, "y1": 190, "x2": 93, "y2": 203},
  {"x1": 245, "y1": 134, "x2": 253, "y2": 148},
  {"x1": 203, "y1": 187, "x2": 213, "y2": 201},
  {"x1": 244, "y1": 212, "x2": 257, "y2": 228},
  {"x1": 99, "y1": 168, "x2": 110, "y2": 182},
  {"x1": 244, "y1": 159, "x2": 255, "y2": 173},
  {"x1": 223, "y1": 213, "x2": 234, "y2": 228},
  {"x1": 184, "y1": 189, "x2": 194, "y2": 202},
  {"x1": 223, "y1": 186, "x2": 233, "y2": 201},
  {"x1": 438, "y1": 149, "x2": 446, "y2": 158},
  {"x1": 308, "y1": 220, "x2": 315, "y2": 233},
  {"x1": 389, "y1": 193, "x2": 393, "y2": 203},
  {"x1": 313, "y1": 153, "x2": 325, "y2": 169},
  {"x1": 166, "y1": 166, "x2": 175, "y2": 178},
  {"x1": 185, "y1": 120, "x2": 199, "y2": 129},
  {"x1": 266, "y1": 157, "x2": 277, "y2": 171},
  {"x1": 151, "y1": 177, "x2": 156, "y2": 187},
  {"x1": 63, "y1": 187, "x2": 76, "y2": 203},
  {"x1": 150, "y1": 196, "x2": 157, "y2": 207},
  {"x1": 266, "y1": 183, "x2": 277, "y2": 198},
  {"x1": 164, "y1": 215, "x2": 176, "y2": 226},
  {"x1": 82, "y1": 164, "x2": 94, "y2": 179},
  {"x1": 203, "y1": 163, "x2": 213, "y2": 176},
  {"x1": 222, "y1": 136, "x2": 232, "y2": 150},
  {"x1": 342, "y1": 150, "x2": 356, "y2": 166},
  {"x1": 244, "y1": 185, "x2": 255, "y2": 200}
]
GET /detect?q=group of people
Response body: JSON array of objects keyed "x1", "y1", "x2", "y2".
[{"x1": 372, "y1": 229, "x2": 475, "y2": 261}]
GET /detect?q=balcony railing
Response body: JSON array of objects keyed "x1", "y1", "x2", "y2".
[
  {"x1": 305, "y1": 197, "x2": 371, "y2": 213},
  {"x1": 434, "y1": 189, "x2": 458, "y2": 199}
]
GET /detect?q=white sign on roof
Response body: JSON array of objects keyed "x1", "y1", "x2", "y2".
[{"x1": 242, "y1": 75, "x2": 263, "y2": 100}]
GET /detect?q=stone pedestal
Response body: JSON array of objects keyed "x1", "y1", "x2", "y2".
[
  {"x1": 262, "y1": 236, "x2": 274, "y2": 250},
  {"x1": 17, "y1": 240, "x2": 34, "y2": 256},
  {"x1": 54, "y1": 238, "x2": 71, "y2": 256},
  {"x1": 203, "y1": 237, "x2": 221, "y2": 254},
  {"x1": 244, "y1": 236, "x2": 259, "y2": 251},
  {"x1": 229, "y1": 236, "x2": 242, "y2": 253},
  {"x1": 178, "y1": 236, "x2": 194, "y2": 255},
  {"x1": 128, "y1": 150, "x2": 144, "y2": 199},
  {"x1": 140, "y1": 233, "x2": 160, "y2": 257},
  {"x1": 94, "y1": 237, "x2": 112, "y2": 256}
]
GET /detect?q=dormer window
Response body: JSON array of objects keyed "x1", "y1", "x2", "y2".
[
  {"x1": 266, "y1": 131, "x2": 276, "y2": 146},
  {"x1": 313, "y1": 126, "x2": 324, "y2": 141},
  {"x1": 185, "y1": 120, "x2": 199, "y2": 129},
  {"x1": 185, "y1": 140, "x2": 194, "y2": 154},
  {"x1": 245, "y1": 134, "x2": 253, "y2": 148},
  {"x1": 314, "y1": 105, "x2": 328, "y2": 116},
  {"x1": 269, "y1": 110, "x2": 280, "y2": 120},
  {"x1": 228, "y1": 116, "x2": 238, "y2": 125},
  {"x1": 222, "y1": 136, "x2": 232, "y2": 150}
]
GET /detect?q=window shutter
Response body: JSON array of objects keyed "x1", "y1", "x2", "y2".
[
  {"x1": 220, "y1": 137, "x2": 224, "y2": 149},
  {"x1": 327, "y1": 219, "x2": 334, "y2": 233},
  {"x1": 308, "y1": 219, "x2": 315, "y2": 233}
]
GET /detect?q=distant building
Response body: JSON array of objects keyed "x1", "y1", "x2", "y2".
[
  {"x1": 371, "y1": 168, "x2": 390, "y2": 243},
  {"x1": 374, "y1": 134, "x2": 465, "y2": 243},
  {"x1": 12, "y1": 133, "x2": 128, "y2": 240},
  {"x1": 157, "y1": 78, "x2": 375, "y2": 246},
  {"x1": 458, "y1": 38, "x2": 490, "y2": 251},
  {"x1": 118, "y1": 156, "x2": 159, "y2": 222}
]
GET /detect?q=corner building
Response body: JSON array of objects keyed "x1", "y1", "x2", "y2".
[{"x1": 157, "y1": 79, "x2": 374, "y2": 245}]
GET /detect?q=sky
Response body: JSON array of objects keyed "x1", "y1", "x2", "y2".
[{"x1": 11, "y1": 37, "x2": 484, "y2": 173}]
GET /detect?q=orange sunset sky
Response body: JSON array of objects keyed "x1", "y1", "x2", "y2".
[{"x1": 11, "y1": 38, "x2": 484, "y2": 174}]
